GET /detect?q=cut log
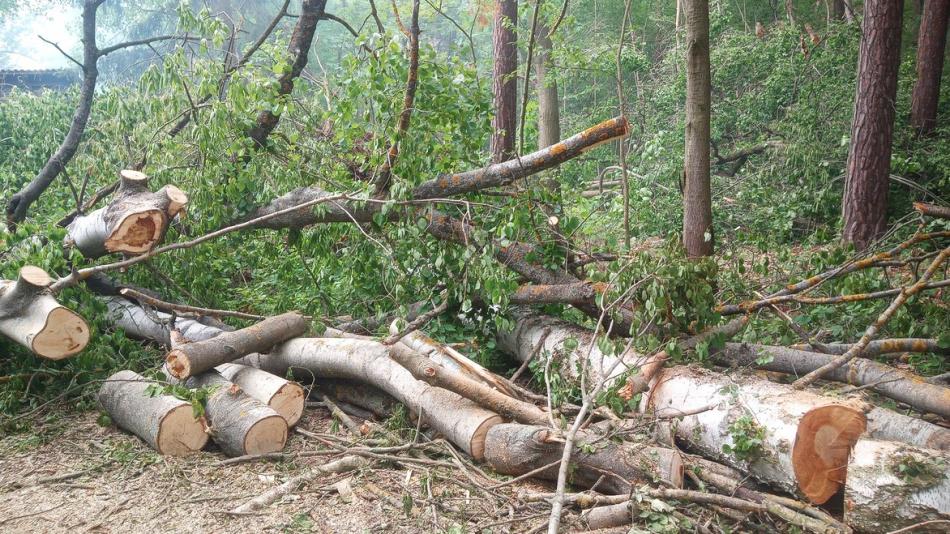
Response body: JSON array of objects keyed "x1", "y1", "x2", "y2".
[
  {"x1": 863, "y1": 404, "x2": 950, "y2": 451},
  {"x1": 642, "y1": 365, "x2": 866, "y2": 504},
  {"x1": 791, "y1": 338, "x2": 949, "y2": 356},
  {"x1": 497, "y1": 311, "x2": 646, "y2": 390},
  {"x1": 236, "y1": 338, "x2": 502, "y2": 459},
  {"x1": 66, "y1": 170, "x2": 187, "y2": 258},
  {"x1": 844, "y1": 439, "x2": 950, "y2": 532},
  {"x1": 165, "y1": 312, "x2": 309, "y2": 379},
  {"x1": 483, "y1": 423, "x2": 683, "y2": 493},
  {"x1": 216, "y1": 363, "x2": 305, "y2": 427},
  {"x1": 0, "y1": 266, "x2": 89, "y2": 359},
  {"x1": 388, "y1": 342, "x2": 550, "y2": 426},
  {"x1": 104, "y1": 296, "x2": 222, "y2": 346},
  {"x1": 714, "y1": 342, "x2": 950, "y2": 418},
  {"x1": 186, "y1": 371, "x2": 288, "y2": 457},
  {"x1": 97, "y1": 370, "x2": 209, "y2": 456},
  {"x1": 395, "y1": 327, "x2": 518, "y2": 397}
]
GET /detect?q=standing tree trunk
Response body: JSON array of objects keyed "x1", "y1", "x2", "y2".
[
  {"x1": 535, "y1": 24, "x2": 560, "y2": 149},
  {"x1": 785, "y1": 0, "x2": 797, "y2": 25},
  {"x1": 491, "y1": 0, "x2": 518, "y2": 163},
  {"x1": 683, "y1": 0, "x2": 714, "y2": 257},
  {"x1": 910, "y1": 0, "x2": 950, "y2": 135},
  {"x1": 842, "y1": 0, "x2": 904, "y2": 250}
]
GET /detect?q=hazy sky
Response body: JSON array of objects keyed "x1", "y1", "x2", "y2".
[{"x1": 0, "y1": 5, "x2": 82, "y2": 69}]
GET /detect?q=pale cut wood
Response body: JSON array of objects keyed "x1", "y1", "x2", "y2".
[
  {"x1": 0, "y1": 266, "x2": 89, "y2": 359},
  {"x1": 845, "y1": 439, "x2": 950, "y2": 532},
  {"x1": 642, "y1": 365, "x2": 866, "y2": 504},
  {"x1": 165, "y1": 312, "x2": 309, "y2": 379},
  {"x1": 97, "y1": 370, "x2": 209, "y2": 456},
  {"x1": 236, "y1": 338, "x2": 502, "y2": 460},
  {"x1": 483, "y1": 424, "x2": 683, "y2": 493},
  {"x1": 187, "y1": 371, "x2": 288, "y2": 457},
  {"x1": 66, "y1": 170, "x2": 188, "y2": 258},
  {"x1": 216, "y1": 363, "x2": 305, "y2": 427}
]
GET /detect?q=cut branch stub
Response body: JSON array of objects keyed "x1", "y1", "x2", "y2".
[
  {"x1": 0, "y1": 266, "x2": 90, "y2": 359},
  {"x1": 165, "y1": 312, "x2": 308, "y2": 379},
  {"x1": 792, "y1": 405, "x2": 867, "y2": 504},
  {"x1": 66, "y1": 170, "x2": 188, "y2": 258},
  {"x1": 98, "y1": 370, "x2": 209, "y2": 456}
]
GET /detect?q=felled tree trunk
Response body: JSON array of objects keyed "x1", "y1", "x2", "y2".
[
  {"x1": 845, "y1": 439, "x2": 950, "y2": 532},
  {"x1": 165, "y1": 312, "x2": 308, "y2": 379},
  {"x1": 66, "y1": 170, "x2": 187, "y2": 258},
  {"x1": 642, "y1": 365, "x2": 866, "y2": 504},
  {"x1": 0, "y1": 266, "x2": 89, "y2": 359},
  {"x1": 104, "y1": 296, "x2": 223, "y2": 346},
  {"x1": 186, "y1": 371, "x2": 288, "y2": 457},
  {"x1": 98, "y1": 370, "x2": 209, "y2": 456},
  {"x1": 863, "y1": 403, "x2": 950, "y2": 451},
  {"x1": 484, "y1": 424, "x2": 683, "y2": 493},
  {"x1": 497, "y1": 311, "x2": 645, "y2": 390},
  {"x1": 394, "y1": 328, "x2": 517, "y2": 397},
  {"x1": 715, "y1": 343, "x2": 950, "y2": 418},
  {"x1": 237, "y1": 338, "x2": 502, "y2": 459},
  {"x1": 217, "y1": 363, "x2": 305, "y2": 427},
  {"x1": 313, "y1": 379, "x2": 398, "y2": 418}
]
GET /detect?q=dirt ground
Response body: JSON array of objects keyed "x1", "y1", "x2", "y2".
[{"x1": 0, "y1": 408, "x2": 561, "y2": 534}]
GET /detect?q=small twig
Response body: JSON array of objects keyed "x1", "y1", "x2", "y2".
[{"x1": 119, "y1": 288, "x2": 270, "y2": 321}]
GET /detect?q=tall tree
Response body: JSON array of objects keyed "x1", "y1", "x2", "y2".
[
  {"x1": 832, "y1": 0, "x2": 855, "y2": 23},
  {"x1": 910, "y1": 0, "x2": 949, "y2": 135},
  {"x1": 842, "y1": 0, "x2": 904, "y2": 250},
  {"x1": 535, "y1": 23, "x2": 560, "y2": 149},
  {"x1": 491, "y1": 0, "x2": 518, "y2": 162},
  {"x1": 683, "y1": 0, "x2": 713, "y2": 258}
]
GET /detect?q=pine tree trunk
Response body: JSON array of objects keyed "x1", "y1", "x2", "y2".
[
  {"x1": 535, "y1": 24, "x2": 561, "y2": 149},
  {"x1": 842, "y1": 0, "x2": 903, "y2": 250},
  {"x1": 910, "y1": 0, "x2": 950, "y2": 135},
  {"x1": 491, "y1": 0, "x2": 518, "y2": 163},
  {"x1": 683, "y1": 0, "x2": 714, "y2": 257}
]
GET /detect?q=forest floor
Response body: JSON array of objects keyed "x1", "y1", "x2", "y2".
[{"x1": 0, "y1": 409, "x2": 556, "y2": 533}]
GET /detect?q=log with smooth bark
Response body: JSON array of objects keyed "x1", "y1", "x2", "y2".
[
  {"x1": 844, "y1": 439, "x2": 950, "y2": 532},
  {"x1": 790, "y1": 338, "x2": 948, "y2": 356},
  {"x1": 642, "y1": 365, "x2": 866, "y2": 504},
  {"x1": 0, "y1": 266, "x2": 89, "y2": 359},
  {"x1": 97, "y1": 370, "x2": 209, "y2": 456},
  {"x1": 388, "y1": 343, "x2": 549, "y2": 426},
  {"x1": 393, "y1": 328, "x2": 517, "y2": 397},
  {"x1": 714, "y1": 343, "x2": 950, "y2": 419},
  {"x1": 186, "y1": 371, "x2": 288, "y2": 457},
  {"x1": 66, "y1": 170, "x2": 187, "y2": 258},
  {"x1": 497, "y1": 311, "x2": 645, "y2": 390},
  {"x1": 216, "y1": 363, "x2": 305, "y2": 427},
  {"x1": 165, "y1": 312, "x2": 309, "y2": 379},
  {"x1": 484, "y1": 423, "x2": 683, "y2": 494},
  {"x1": 236, "y1": 337, "x2": 502, "y2": 459},
  {"x1": 105, "y1": 296, "x2": 222, "y2": 346}
]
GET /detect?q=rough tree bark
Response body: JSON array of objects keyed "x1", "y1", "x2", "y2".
[
  {"x1": 642, "y1": 365, "x2": 867, "y2": 504},
  {"x1": 910, "y1": 0, "x2": 950, "y2": 135},
  {"x1": 165, "y1": 312, "x2": 309, "y2": 379},
  {"x1": 98, "y1": 370, "x2": 209, "y2": 456},
  {"x1": 245, "y1": 0, "x2": 326, "y2": 151},
  {"x1": 66, "y1": 170, "x2": 187, "y2": 258},
  {"x1": 535, "y1": 23, "x2": 561, "y2": 149},
  {"x1": 491, "y1": 0, "x2": 518, "y2": 162},
  {"x1": 484, "y1": 424, "x2": 684, "y2": 494},
  {"x1": 0, "y1": 266, "x2": 89, "y2": 359},
  {"x1": 841, "y1": 0, "x2": 904, "y2": 250},
  {"x1": 683, "y1": 0, "x2": 714, "y2": 257}
]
